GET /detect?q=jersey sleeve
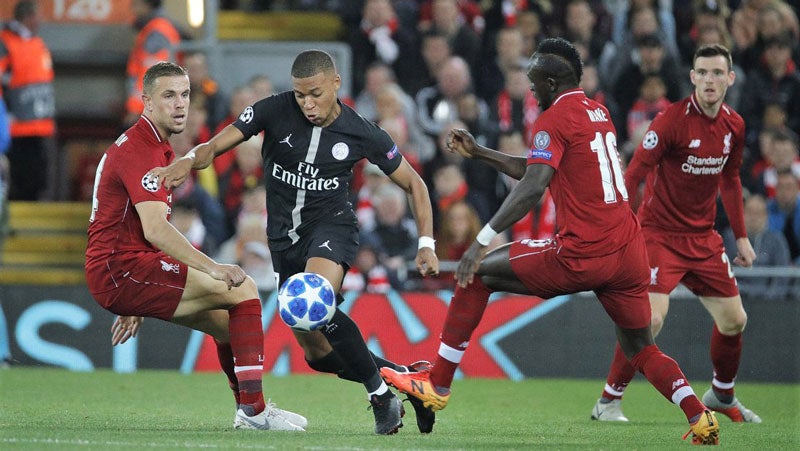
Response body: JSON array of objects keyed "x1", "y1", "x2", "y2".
[
  {"x1": 527, "y1": 114, "x2": 565, "y2": 169},
  {"x1": 232, "y1": 96, "x2": 274, "y2": 140},
  {"x1": 365, "y1": 125, "x2": 403, "y2": 175},
  {"x1": 118, "y1": 144, "x2": 170, "y2": 205},
  {"x1": 719, "y1": 119, "x2": 747, "y2": 238}
]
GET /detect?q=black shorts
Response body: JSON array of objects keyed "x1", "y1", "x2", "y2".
[{"x1": 271, "y1": 220, "x2": 359, "y2": 288}]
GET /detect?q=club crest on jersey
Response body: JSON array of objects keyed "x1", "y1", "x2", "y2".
[
  {"x1": 643, "y1": 130, "x2": 659, "y2": 150},
  {"x1": 332, "y1": 142, "x2": 349, "y2": 160},
  {"x1": 160, "y1": 259, "x2": 180, "y2": 273},
  {"x1": 141, "y1": 173, "x2": 160, "y2": 193},
  {"x1": 533, "y1": 131, "x2": 550, "y2": 150},
  {"x1": 386, "y1": 144, "x2": 399, "y2": 160},
  {"x1": 239, "y1": 106, "x2": 254, "y2": 124}
]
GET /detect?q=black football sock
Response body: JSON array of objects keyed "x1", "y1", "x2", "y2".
[
  {"x1": 322, "y1": 309, "x2": 384, "y2": 393},
  {"x1": 370, "y1": 352, "x2": 405, "y2": 372},
  {"x1": 306, "y1": 351, "x2": 360, "y2": 383}
]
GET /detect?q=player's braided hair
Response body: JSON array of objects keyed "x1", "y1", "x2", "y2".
[
  {"x1": 292, "y1": 50, "x2": 337, "y2": 78},
  {"x1": 535, "y1": 37, "x2": 583, "y2": 84}
]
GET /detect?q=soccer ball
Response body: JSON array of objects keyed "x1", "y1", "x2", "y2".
[{"x1": 277, "y1": 272, "x2": 336, "y2": 332}]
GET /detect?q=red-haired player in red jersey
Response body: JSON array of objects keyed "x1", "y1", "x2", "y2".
[
  {"x1": 591, "y1": 44, "x2": 761, "y2": 426},
  {"x1": 381, "y1": 37, "x2": 720, "y2": 445},
  {"x1": 85, "y1": 62, "x2": 306, "y2": 432}
]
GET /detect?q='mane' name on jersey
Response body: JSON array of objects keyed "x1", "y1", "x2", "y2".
[{"x1": 233, "y1": 92, "x2": 402, "y2": 250}]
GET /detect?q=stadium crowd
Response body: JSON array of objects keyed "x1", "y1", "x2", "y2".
[{"x1": 1, "y1": 0, "x2": 799, "y2": 297}]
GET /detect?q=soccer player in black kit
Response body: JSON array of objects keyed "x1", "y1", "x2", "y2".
[{"x1": 149, "y1": 50, "x2": 440, "y2": 435}]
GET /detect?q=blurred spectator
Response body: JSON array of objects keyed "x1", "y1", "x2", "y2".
[
  {"x1": 610, "y1": 33, "x2": 686, "y2": 142},
  {"x1": 170, "y1": 196, "x2": 217, "y2": 255},
  {"x1": 355, "y1": 162, "x2": 391, "y2": 232},
  {"x1": 581, "y1": 60, "x2": 616, "y2": 116},
  {"x1": 361, "y1": 183, "x2": 418, "y2": 289},
  {"x1": 218, "y1": 133, "x2": 265, "y2": 235},
  {"x1": 124, "y1": 0, "x2": 181, "y2": 127},
  {"x1": 214, "y1": 212, "x2": 274, "y2": 291},
  {"x1": 626, "y1": 73, "x2": 671, "y2": 140},
  {"x1": 0, "y1": 0, "x2": 57, "y2": 201},
  {"x1": 475, "y1": 26, "x2": 528, "y2": 102},
  {"x1": 767, "y1": 169, "x2": 800, "y2": 263},
  {"x1": 418, "y1": 0, "x2": 485, "y2": 36},
  {"x1": 374, "y1": 82, "x2": 435, "y2": 164},
  {"x1": 0, "y1": 97, "x2": 9, "y2": 253},
  {"x1": 754, "y1": 127, "x2": 800, "y2": 198},
  {"x1": 348, "y1": 0, "x2": 422, "y2": 96},
  {"x1": 421, "y1": 0, "x2": 483, "y2": 77},
  {"x1": 564, "y1": 0, "x2": 607, "y2": 63},
  {"x1": 732, "y1": 0, "x2": 800, "y2": 70},
  {"x1": 740, "y1": 33, "x2": 800, "y2": 144},
  {"x1": 435, "y1": 200, "x2": 482, "y2": 261},
  {"x1": 599, "y1": 4, "x2": 681, "y2": 93},
  {"x1": 431, "y1": 162, "x2": 493, "y2": 225},
  {"x1": 492, "y1": 65, "x2": 541, "y2": 148},
  {"x1": 211, "y1": 85, "x2": 259, "y2": 182},
  {"x1": 516, "y1": 7, "x2": 546, "y2": 57},
  {"x1": 248, "y1": 74, "x2": 274, "y2": 99},
  {"x1": 184, "y1": 51, "x2": 228, "y2": 133},
  {"x1": 677, "y1": 0, "x2": 731, "y2": 67},
  {"x1": 723, "y1": 194, "x2": 793, "y2": 300},
  {"x1": 416, "y1": 56, "x2": 479, "y2": 138},
  {"x1": 456, "y1": 92, "x2": 496, "y2": 146},
  {"x1": 610, "y1": 0, "x2": 677, "y2": 51},
  {"x1": 416, "y1": 30, "x2": 454, "y2": 96},
  {"x1": 342, "y1": 241, "x2": 392, "y2": 294}
]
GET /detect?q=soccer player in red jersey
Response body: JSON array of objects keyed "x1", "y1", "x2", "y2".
[
  {"x1": 85, "y1": 62, "x2": 306, "y2": 432},
  {"x1": 591, "y1": 43, "x2": 761, "y2": 425},
  {"x1": 381, "y1": 38, "x2": 720, "y2": 444}
]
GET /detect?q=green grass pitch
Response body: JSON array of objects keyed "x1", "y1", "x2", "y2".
[{"x1": 1, "y1": 368, "x2": 798, "y2": 449}]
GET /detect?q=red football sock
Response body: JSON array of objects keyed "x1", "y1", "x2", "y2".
[
  {"x1": 630, "y1": 344, "x2": 705, "y2": 422},
  {"x1": 215, "y1": 339, "x2": 240, "y2": 405},
  {"x1": 601, "y1": 343, "x2": 637, "y2": 400},
  {"x1": 229, "y1": 298, "x2": 265, "y2": 415},
  {"x1": 431, "y1": 278, "x2": 492, "y2": 389},
  {"x1": 710, "y1": 324, "x2": 742, "y2": 398}
]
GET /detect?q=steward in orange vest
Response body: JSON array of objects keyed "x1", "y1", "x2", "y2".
[
  {"x1": 125, "y1": 0, "x2": 181, "y2": 125},
  {"x1": 0, "y1": 0, "x2": 56, "y2": 200}
]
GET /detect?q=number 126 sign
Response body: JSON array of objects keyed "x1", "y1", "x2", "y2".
[{"x1": 0, "y1": 0, "x2": 133, "y2": 24}]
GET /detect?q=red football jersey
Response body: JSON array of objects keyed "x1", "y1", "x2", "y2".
[
  {"x1": 625, "y1": 93, "x2": 746, "y2": 235},
  {"x1": 85, "y1": 116, "x2": 175, "y2": 292},
  {"x1": 528, "y1": 88, "x2": 639, "y2": 258}
]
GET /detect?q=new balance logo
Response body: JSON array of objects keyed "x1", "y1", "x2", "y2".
[
  {"x1": 672, "y1": 378, "x2": 686, "y2": 390},
  {"x1": 650, "y1": 267, "x2": 659, "y2": 285},
  {"x1": 319, "y1": 240, "x2": 332, "y2": 251},
  {"x1": 411, "y1": 380, "x2": 426, "y2": 394},
  {"x1": 688, "y1": 139, "x2": 701, "y2": 148},
  {"x1": 280, "y1": 133, "x2": 293, "y2": 147}
]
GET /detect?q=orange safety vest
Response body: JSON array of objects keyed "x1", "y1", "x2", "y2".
[
  {"x1": 125, "y1": 16, "x2": 181, "y2": 115},
  {"x1": 0, "y1": 27, "x2": 55, "y2": 137}
]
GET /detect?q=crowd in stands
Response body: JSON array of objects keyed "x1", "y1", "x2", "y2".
[
  {"x1": 165, "y1": 0, "x2": 800, "y2": 297},
  {"x1": 4, "y1": 1, "x2": 796, "y2": 297}
]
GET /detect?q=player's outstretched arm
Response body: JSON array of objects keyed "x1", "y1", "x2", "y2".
[
  {"x1": 148, "y1": 125, "x2": 246, "y2": 189},
  {"x1": 447, "y1": 128, "x2": 527, "y2": 180},
  {"x1": 388, "y1": 158, "x2": 440, "y2": 277},
  {"x1": 135, "y1": 200, "x2": 247, "y2": 289}
]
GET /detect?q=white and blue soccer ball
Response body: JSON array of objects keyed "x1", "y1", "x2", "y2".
[{"x1": 277, "y1": 272, "x2": 336, "y2": 332}]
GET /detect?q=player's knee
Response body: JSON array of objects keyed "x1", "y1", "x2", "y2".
[
  {"x1": 719, "y1": 310, "x2": 747, "y2": 334},
  {"x1": 649, "y1": 310, "x2": 666, "y2": 335}
]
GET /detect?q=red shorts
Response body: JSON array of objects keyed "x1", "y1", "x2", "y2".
[
  {"x1": 508, "y1": 233, "x2": 651, "y2": 329},
  {"x1": 87, "y1": 251, "x2": 188, "y2": 321},
  {"x1": 643, "y1": 228, "x2": 738, "y2": 297}
]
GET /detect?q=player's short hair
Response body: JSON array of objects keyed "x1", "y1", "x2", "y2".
[
  {"x1": 532, "y1": 37, "x2": 583, "y2": 84},
  {"x1": 14, "y1": 0, "x2": 37, "y2": 21},
  {"x1": 693, "y1": 44, "x2": 733, "y2": 71},
  {"x1": 142, "y1": 61, "x2": 187, "y2": 95},
  {"x1": 292, "y1": 50, "x2": 337, "y2": 78}
]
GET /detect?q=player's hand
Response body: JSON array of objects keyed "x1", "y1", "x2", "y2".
[
  {"x1": 209, "y1": 263, "x2": 248, "y2": 290},
  {"x1": 455, "y1": 241, "x2": 488, "y2": 288},
  {"x1": 416, "y1": 247, "x2": 440, "y2": 277},
  {"x1": 447, "y1": 128, "x2": 479, "y2": 158},
  {"x1": 734, "y1": 237, "x2": 756, "y2": 267},
  {"x1": 111, "y1": 316, "x2": 143, "y2": 346},
  {"x1": 148, "y1": 157, "x2": 194, "y2": 190}
]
